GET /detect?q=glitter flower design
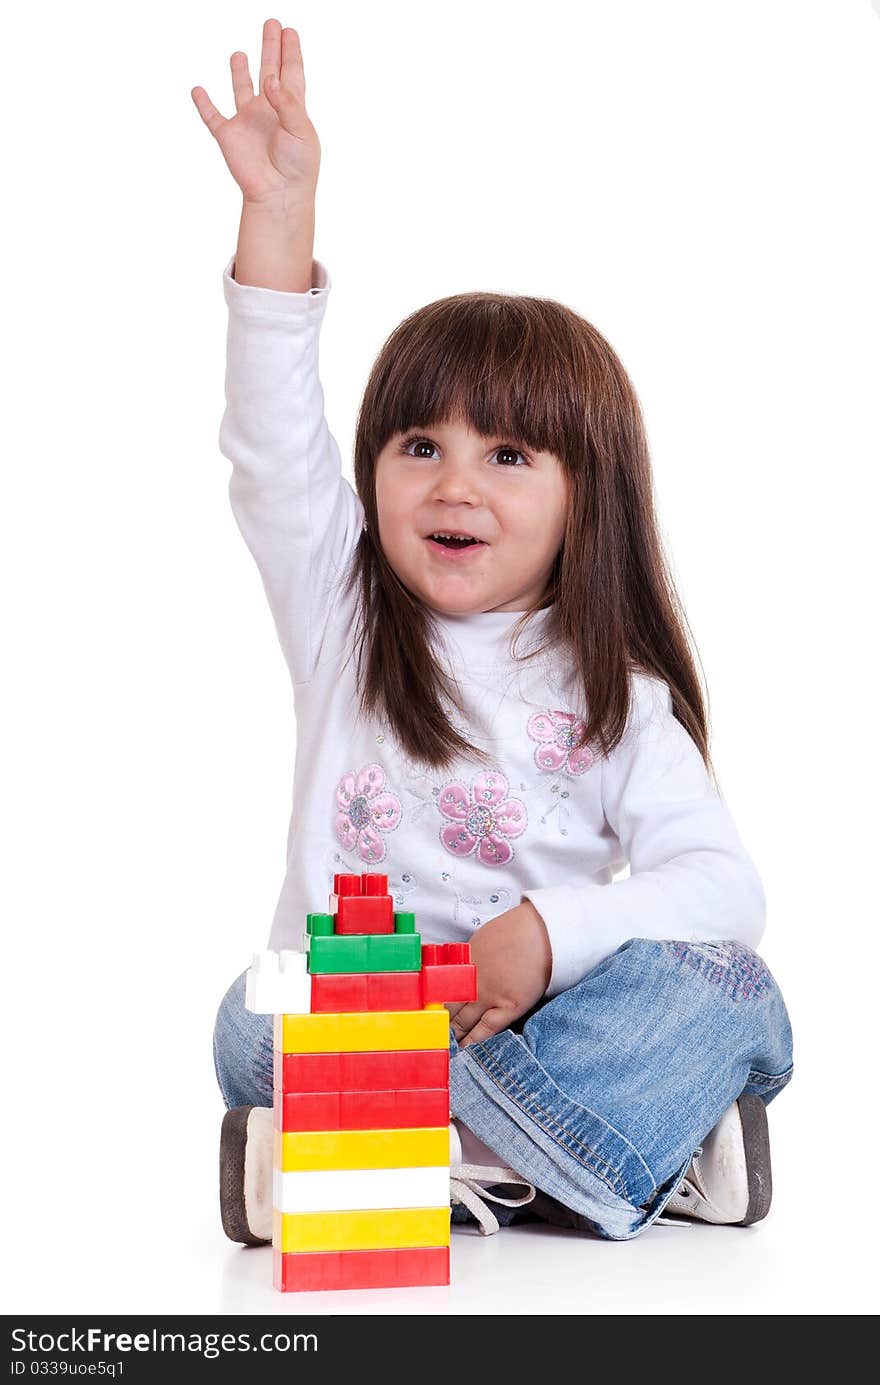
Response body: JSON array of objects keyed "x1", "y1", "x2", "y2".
[
  {"x1": 437, "y1": 771, "x2": 527, "y2": 866},
  {"x1": 526, "y1": 710, "x2": 594, "y2": 775},
  {"x1": 335, "y1": 763, "x2": 402, "y2": 864}
]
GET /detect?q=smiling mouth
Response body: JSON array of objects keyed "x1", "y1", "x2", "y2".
[{"x1": 426, "y1": 534, "x2": 486, "y2": 548}]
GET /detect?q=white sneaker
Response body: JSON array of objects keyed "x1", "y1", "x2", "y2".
[
  {"x1": 659, "y1": 1094, "x2": 773, "y2": 1227},
  {"x1": 449, "y1": 1120, "x2": 537, "y2": 1236}
]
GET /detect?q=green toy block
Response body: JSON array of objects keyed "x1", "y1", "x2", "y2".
[
  {"x1": 394, "y1": 911, "x2": 416, "y2": 934},
  {"x1": 306, "y1": 912, "x2": 335, "y2": 936},
  {"x1": 307, "y1": 932, "x2": 423, "y2": 975}
]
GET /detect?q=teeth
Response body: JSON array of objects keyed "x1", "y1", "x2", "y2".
[{"x1": 431, "y1": 532, "x2": 478, "y2": 540}]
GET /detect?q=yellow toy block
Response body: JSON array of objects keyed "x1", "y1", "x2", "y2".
[
  {"x1": 273, "y1": 1008, "x2": 449, "y2": 1054},
  {"x1": 273, "y1": 1125, "x2": 450, "y2": 1172},
  {"x1": 273, "y1": 1206, "x2": 451, "y2": 1254}
]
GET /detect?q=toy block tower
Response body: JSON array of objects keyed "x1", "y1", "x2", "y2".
[{"x1": 245, "y1": 871, "x2": 477, "y2": 1293}]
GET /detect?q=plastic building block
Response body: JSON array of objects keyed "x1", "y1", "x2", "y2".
[
  {"x1": 273, "y1": 1246, "x2": 449, "y2": 1293},
  {"x1": 245, "y1": 951, "x2": 311, "y2": 1016},
  {"x1": 336, "y1": 893, "x2": 394, "y2": 935},
  {"x1": 361, "y1": 873, "x2": 388, "y2": 893},
  {"x1": 422, "y1": 943, "x2": 472, "y2": 965},
  {"x1": 310, "y1": 971, "x2": 422, "y2": 1013},
  {"x1": 273, "y1": 1125, "x2": 450, "y2": 1172},
  {"x1": 332, "y1": 872, "x2": 364, "y2": 898},
  {"x1": 273, "y1": 1086, "x2": 450, "y2": 1132},
  {"x1": 305, "y1": 913, "x2": 334, "y2": 936},
  {"x1": 273, "y1": 1008, "x2": 449, "y2": 1054},
  {"x1": 273, "y1": 1048, "x2": 450, "y2": 1094},
  {"x1": 272, "y1": 1164, "x2": 449, "y2": 1213},
  {"x1": 307, "y1": 933, "x2": 422, "y2": 975},
  {"x1": 273, "y1": 1205, "x2": 450, "y2": 1254},
  {"x1": 394, "y1": 911, "x2": 416, "y2": 934},
  {"x1": 327, "y1": 873, "x2": 406, "y2": 935},
  {"x1": 407, "y1": 943, "x2": 477, "y2": 1003},
  {"x1": 310, "y1": 963, "x2": 473, "y2": 1008},
  {"x1": 422, "y1": 963, "x2": 478, "y2": 1005}
]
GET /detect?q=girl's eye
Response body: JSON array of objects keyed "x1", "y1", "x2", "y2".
[
  {"x1": 399, "y1": 435, "x2": 529, "y2": 466},
  {"x1": 492, "y1": 445, "x2": 528, "y2": 468},
  {"x1": 400, "y1": 436, "x2": 440, "y2": 460}
]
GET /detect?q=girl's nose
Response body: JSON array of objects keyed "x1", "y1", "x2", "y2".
[{"x1": 430, "y1": 461, "x2": 483, "y2": 506}]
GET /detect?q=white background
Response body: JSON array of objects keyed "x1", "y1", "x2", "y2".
[{"x1": 2, "y1": 0, "x2": 878, "y2": 1315}]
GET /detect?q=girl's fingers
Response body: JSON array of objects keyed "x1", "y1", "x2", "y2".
[
  {"x1": 259, "y1": 16, "x2": 282, "y2": 99},
  {"x1": 190, "y1": 86, "x2": 226, "y2": 139},
  {"x1": 449, "y1": 1002, "x2": 484, "y2": 1038},
  {"x1": 458, "y1": 1010, "x2": 505, "y2": 1048},
  {"x1": 230, "y1": 50, "x2": 254, "y2": 111},
  {"x1": 263, "y1": 74, "x2": 311, "y2": 138},
  {"x1": 445, "y1": 1002, "x2": 465, "y2": 1032},
  {"x1": 280, "y1": 25, "x2": 306, "y2": 102}
]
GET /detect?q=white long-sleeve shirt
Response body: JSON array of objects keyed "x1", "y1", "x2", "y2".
[{"x1": 218, "y1": 252, "x2": 766, "y2": 998}]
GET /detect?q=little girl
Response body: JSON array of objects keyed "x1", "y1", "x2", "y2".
[{"x1": 193, "y1": 19, "x2": 793, "y2": 1246}]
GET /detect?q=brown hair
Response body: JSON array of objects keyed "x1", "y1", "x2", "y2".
[{"x1": 340, "y1": 286, "x2": 714, "y2": 781}]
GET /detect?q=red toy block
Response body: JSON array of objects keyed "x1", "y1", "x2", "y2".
[
  {"x1": 418, "y1": 943, "x2": 476, "y2": 1003},
  {"x1": 333, "y1": 873, "x2": 363, "y2": 896},
  {"x1": 273, "y1": 1086, "x2": 450, "y2": 1131},
  {"x1": 447, "y1": 943, "x2": 471, "y2": 964},
  {"x1": 422, "y1": 963, "x2": 478, "y2": 1005},
  {"x1": 310, "y1": 971, "x2": 423, "y2": 1013},
  {"x1": 362, "y1": 873, "x2": 388, "y2": 894},
  {"x1": 327, "y1": 873, "x2": 362, "y2": 924},
  {"x1": 274, "y1": 1048, "x2": 449, "y2": 1093},
  {"x1": 335, "y1": 894, "x2": 394, "y2": 935},
  {"x1": 274, "y1": 1245, "x2": 449, "y2": 1292},
  {"x1": 309, "y1": 972, "x2": 369, "y2": 1011},
  {"x1": 422, "y1": 942, "x2": 472, "y2": 966}
]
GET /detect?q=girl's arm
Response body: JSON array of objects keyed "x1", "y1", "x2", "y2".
[
  {"x1": 219, "y1": 244, "x2": 364, "y2": 687},
  {"x1": 232, "y1": 198, "x2": 316, "y2": 294},
  {"x1": 523, "y1": 674, "x2": 767, "y2": 997},
  {"x1": 194, "y1": 22, "x2": 364, "y2": 684}
]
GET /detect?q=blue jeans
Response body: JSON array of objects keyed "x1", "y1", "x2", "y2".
[{"x1": 213, "y1": 938, "x2": 794, "y2": 1241}]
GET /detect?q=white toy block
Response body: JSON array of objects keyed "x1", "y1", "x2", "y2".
[
  {"x1": 272, "y1": 1164, "x2": 450, "y2": 1214},
  {"x1": 245, "y1": 950, "x2": 312, "y2": 1015}
]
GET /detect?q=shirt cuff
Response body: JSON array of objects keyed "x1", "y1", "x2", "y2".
[
  {"x1": 522, "y1": 882, "x2": 611, "y2": 998},
  {"x1": 222, "y1": 253, "x2": 332, "y2": 314}
]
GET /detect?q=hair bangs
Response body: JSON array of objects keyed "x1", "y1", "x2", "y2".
[{"x1": 363, "y1": 294, "x2": 573, "y2": 462}]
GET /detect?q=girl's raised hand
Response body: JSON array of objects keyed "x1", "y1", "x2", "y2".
[{"x1": 191, "y1": 19, "x2": 321, "y2": 210}]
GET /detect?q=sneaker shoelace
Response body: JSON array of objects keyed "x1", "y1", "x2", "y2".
[
  {"x1": 450, "y1": 1161, "x2": 537, "y2": 1236},
  {"x1": 654, "y1": 1144, "x2": 704, "y2": 1227}
]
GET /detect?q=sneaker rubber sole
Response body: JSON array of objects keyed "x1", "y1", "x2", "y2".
[
  {"x1": 219, "y1": 1106, "x2": 271, "y2": 1246},
  {"x1": 737, "y1": 1092, "x2": 773, "y2": 1226}
]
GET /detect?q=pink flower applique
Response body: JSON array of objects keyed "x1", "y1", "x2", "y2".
[
  {"x1": 437, "y1": 771, "x2": 527, "y2": 867},
  {"x1": 335, "y1": 763, "x2": 402, "y2": 865},
  {"x1": 527, "y1": 710, "x2": 594, "y2": 775}
]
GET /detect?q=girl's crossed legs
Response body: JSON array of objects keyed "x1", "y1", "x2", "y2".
[{"x1": 212, "y1": 936, "x2": 793, "y2": 1241}]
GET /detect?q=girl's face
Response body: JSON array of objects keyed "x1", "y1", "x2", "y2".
[{"x1": 374, "y1": 418, "x2": 569, "y2": 615}]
